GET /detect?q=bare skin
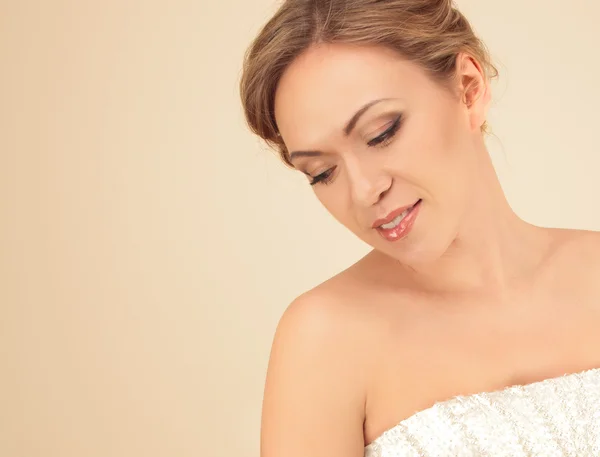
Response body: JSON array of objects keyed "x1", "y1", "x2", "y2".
[{"x1": 260, "y1": 42, "x2": 600, "y2": 457}]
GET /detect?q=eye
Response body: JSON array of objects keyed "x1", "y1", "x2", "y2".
[
  {"x1": 309, "y1": 167, "x2": 336, "y2": 186},
  {"x1": 367, "y1": 114, "x2": 403, "y2": 148}
]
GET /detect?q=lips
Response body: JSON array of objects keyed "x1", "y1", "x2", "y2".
[
  {"x1": 373, "y1": 199, "x2": 422, "y2": 242},
  {"x1": 372, "y1": 200, "x2": 421, "y2": 229}
]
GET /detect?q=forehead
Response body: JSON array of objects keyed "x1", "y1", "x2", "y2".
[{"x1": 274, "y1": 43, "x2": 432, "y2": 147}]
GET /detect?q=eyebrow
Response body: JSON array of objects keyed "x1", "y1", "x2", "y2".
[{"x1": 288, "y1": 98, "x2": 391, "y2": 162}]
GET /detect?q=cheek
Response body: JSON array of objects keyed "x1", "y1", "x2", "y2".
[
  {"x1": 315, "y1": 190, "x2": 344, "y2": 220},
  {"x1": 315, "y1": 188, "x2": 363, "y2": 230},
  {"x1": 389, "y1": 118, "x2": 471, "y2": 204},
  {"x1": 413, "y1": 94, "x2": 467, "y2": 157},
  {"x1": 417, "y1": 102, "x2": 471, "y2": 167},
  {"x1": 385, "y1": 121, "x2": 453, "y2": 187}
]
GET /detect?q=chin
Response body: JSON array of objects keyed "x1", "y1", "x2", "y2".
[{"x1": 378, "y1": 225, "x2": 458, "y2": 267}]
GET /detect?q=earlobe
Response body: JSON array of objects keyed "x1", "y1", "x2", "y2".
[
  {"x1": 457, "y1": 54, "x2": 490, "y2": 131},
  {"x1": 466, "y1": 81, "x2": 487, "y2": 131},
  {"x1": 461, "y1": 74, "x2": 490, "y2": 131},
  {"x1": 472, "y1": 79, "x2": 492, "y2": 131}
]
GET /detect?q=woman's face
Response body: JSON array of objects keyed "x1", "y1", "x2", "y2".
[{"x1": 274, "y1": 43, "x2": 490, "y2": 265}]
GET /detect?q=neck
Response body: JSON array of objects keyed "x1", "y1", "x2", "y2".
[{"x1": 401, "y1": 148, "x2": 554, "y2": 294}]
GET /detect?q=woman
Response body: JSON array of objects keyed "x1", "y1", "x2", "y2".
[{"x1": 239, "y1": 1, "x2": 600, "y2": 456}]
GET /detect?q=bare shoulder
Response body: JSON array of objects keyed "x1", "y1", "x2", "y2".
[
  {"x1": 574, "y1": 228, "x2": 600, "y2": 253},
  {"x1": 551, "y1": 228, "x2": 600, "y2": 268},
  {"x1": 546, "y1": 228, "x2": 600, "y2": 298},
  {"x1": 260, "y1": 270, "x2": 372, "y2": 457},
  {"x1": 276, "y1": 252, "x2": 388, "y2": 341}
]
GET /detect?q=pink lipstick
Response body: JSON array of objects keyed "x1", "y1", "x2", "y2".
[{"x1": 373, "y1": 199, "x2": 422, "y2": 242}]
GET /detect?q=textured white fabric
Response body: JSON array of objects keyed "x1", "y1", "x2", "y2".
[{"x1": 364, "y1": 367, "x2": 600, "y2": 457}]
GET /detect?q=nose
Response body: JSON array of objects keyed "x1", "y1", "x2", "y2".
[{"x1": 346, "y1": 156, "x2": 392, "y2": 208}]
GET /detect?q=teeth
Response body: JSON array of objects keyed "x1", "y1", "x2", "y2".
[{"x1": 380, "y1": 208, "x2": 410, "y2": 229}]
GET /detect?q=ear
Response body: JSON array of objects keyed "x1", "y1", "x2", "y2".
[{"x1": 455, "y1": 52, "x2": 491, "y2": 132}]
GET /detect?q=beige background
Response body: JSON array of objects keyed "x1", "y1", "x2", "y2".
[{"x1": 1, "y1": 0, "x2": 599, "y2": 456}]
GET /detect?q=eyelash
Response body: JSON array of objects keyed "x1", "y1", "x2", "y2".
[
  {"x1": 367, "y1": 114, "x2": 403, "y2": 147},
  {"x1": 309, "y1": 114, "x2": 403, "y2": 186},
  {"x1": 310, "y1": 168, "x2": 335, "y2": 186}
]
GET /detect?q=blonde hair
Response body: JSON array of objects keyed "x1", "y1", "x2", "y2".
[{"x1": 240, "y1": 0, "x2": 498, "y2": 167}]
